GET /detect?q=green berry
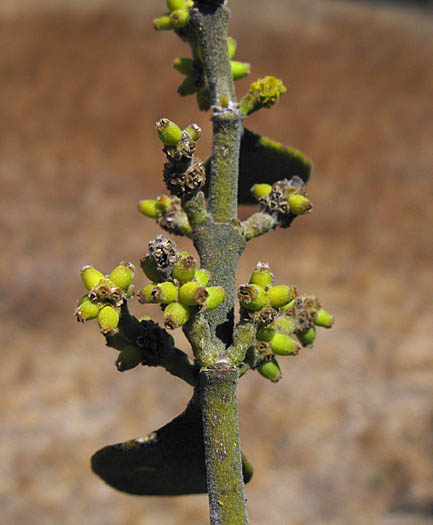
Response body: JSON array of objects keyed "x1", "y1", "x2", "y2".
[
  {"x1": 140, "y1": 256, "x2": 161, "y2": 282},
  {"x1": 268, "y1": 285, "x2": 297, "y2": 309},
  {"x1": 297, "y1": 326, "x2": 316, "y2": 347},
  {"x1": 227, "y1": 36, "x2": 237, "y2": 59},
  {"x1": 204, "y1": 286, "x2": 226, "y2": 312},
  {"x1": 256, "y1": 326, "x2": 276, "y2": 342},
  {"x1": 80, "y1": 265, "x2": 104, "y2": 291},
  {"x1": 314, "y1": 308, "x2": 334, "y2": 328},
  {"x1": 153, "y1": 14, "x2": 173, "y2": 31},
  {"x1": 167, "y1": 0, "x2": 187, "y2": 11},
  {"x1": 173, "y1": 57, "x2": 194, "y2": 75},
  {"x1": 164, "y1": 302, "x2": 190, "y2": 329},
  {"x1": 231, "y1": 60, "x2": 250, "y2": 80},
  {"x1": 273, "y1": 316, "x2": 297, "y2": 335},
  {"x1": 270, "y1": 333, "x2": 300, "y2": 356},
  {"x1": 249, "y1": 262, "x2": 273, "y2": 289},
  {"x1": 172, "y1": 255, "x2": 197, "y2": 283},
  {"x1": 138, "y1": 199, "x2": 159, "y2": 219},
  {"x1": 152, "y1": 281, "x2": 179, "y2": 304},
  {"x1": 75, "y1": 295, "x2": 100, "y2": 322},
  {"x1": 194, "y1": 268, "x2": 210, "y2": 286},
  {"x1": 179, "y1": 281, "x2": 209, "y2": 306},
  {"x1": 183, "y1": 123, "x2": 202, "y2": 141},
  {"x1": 97, "y1": 306, "x2": 119, "y2": 334},
  {"x1": 116, "y1": 345, "x2": 143, "y2": 372},
  {"x1": 257, "y1": 357, "x2": 281, "y2": 382},
  {"x1": 288, "y1": 194, "x2": 313, "y2": 215},
  {"x1": 138, "y1": 283, "x2": 158, "y2": 304},
  {"x1": 238, "y1": 284, "x2": 268, "y2": 311},
  {"x1": 251, "y1": 183, "x2": 272, "y2": 201},
  {"x1": 170, "y1": 9, "x2": 189, "y2": 29},
  {"x1": 156, "y1": 194, "x2": 172, "y2": 213},
  {"x1": 156, "y1": 118, "x2": 183, "y2": 146},
  {"x1": 109, "y1": 261, "x2": 135, "y2": 291},
  {"x1": 177, "y1": 74, "x2": 197, "y2": 96}
]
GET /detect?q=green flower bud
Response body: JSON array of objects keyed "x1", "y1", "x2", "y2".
[
  {"x1": 273, "y1": 316, "x2": 297, "y2": 335},
  {"x1": 238, "y1": 284, "x2": 268, "y2": 311},
  {"x1": 297, "y1": 326, "x2": 316, "y2": 347},
  {"x1": 80, "y1": 265, "x2": 104, "y2": 291},
  {"x1": 167, "y1": 0, "x2": 187, "y2": 11},
  {"x1": 249, "y1": 262, "x2": 273, "y2": 289},
  {"x1": 138, "y1": 283, "x2": 159, "y2": 304},
  {"x1": 75, "y1": 295, "x2": 100, "y2": 322},
  {"x1": 183, "y1": 123, "x2": 202, "y2": 141},
  {"x1": 140, "y1": 256, "x2": 161, "y2": 282},
  {"x1": 227, "y1": 36, "x2": 237, "y2": 59},
  {"x1": 156, "y1": 118, "x2": 183, "y2": 146},
  {"x1": 156, "y1": 194, "x2": 172, "y2": 213},
  {"x1": 153, "y1": 14, "x2": 173, "y2": 31},
  {"x1": 288, "y1": 194, "x2": 313, "y2": 215},
  {"x1": 270, "y1": 333, "x2": 300, "y2": 356},
  {"x1": 268, "y1": 285, "x2": 297, "y2": 309},
  {"x1": 109, "y1": 261, "x2": 135, "y2": 291},
  {"x1": 173, "y1": 57, "x2": 194, "y2": 76},
  {"x1": 231, "y1": 60, "x2": 250, "y2": 80},
  {"x1": 194, "y1": 268, "x2": 210, "y2": 286},
  {"x1": 251, "y1": 183, "x2": 272, "y2": 201},
  {"x1": 314, "y1": 308, "x2": 334, "y2": 328},
  {"x1": 164, "y1": 301, "x2": 190, "y2": 329},
  {"x1": 179, "y1": 281, "x2": 209, "y2": 306},
  {"x1": 177, "y1": 74, "x2": 197, "y2": 96},
  {"x1": 257, "y1": 357, "x2": 281, "y2": 383},
  {"x1": 152, "y1": 281, "x2": 179, "y2": 304},
  {"x1": 97, "y1": 305, "x2": 119, "y2": 334},
  {"x1": 138, "y1": 199, "x2": 159, "y2": 219},
  {"x1": 256, "y1": 326, "x2": 276, "y2": 342},
  {"x1": 172, "y1": 254, "x2": 197, "y2": 283},
  {"x1": 116, "y1": 345, "x2": 143, "y2": 372},
  {"x1": 170, "y1": 9, "x2": 189, "y2": 29},
  {"x1": 203, "y1": 286, "x2": 226, "y2": 312}
]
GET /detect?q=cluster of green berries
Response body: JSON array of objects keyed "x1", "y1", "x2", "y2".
[
  {"x1": 75, "y1": 262, "x2": 135, "y2": 335},
  {"x1": 251, "y1": 176, "x2": 312, "y2": 222},
  {"x1": 153, "y1": 1, "x2": 194, "y2": 32},
  {"x1": 239, "y1": 76, "x2": 287, "y2": 116},
  {"x1": 155, "y1": 118, "x2": 206, "y2": 198},
  {"x1": 139, "y1": 235, "x2": 226, "y2": 329},
  {"x1": 238, "y1": 263, "x2": 334, "y2": 382}
]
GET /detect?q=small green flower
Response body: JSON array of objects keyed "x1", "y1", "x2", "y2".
[
  {"x1": 153, "y1": 13, "x2": 173, "y2": 31},
  {"x1": 268, "y1": 285, "x2": 297, "y2": 309},
  {"x1": 166, "y1": 0, "x2": 187, "y2": 11},
  {"x1": 231, "y1": 61, "x2": 250, "y2": 80},
  {"x1": 249, "y1": 262, "x2": 273, "y2": 290},
  {"x1": 179, "y1": 281, "x2": 209, "y2": 306},
  {"x1": 251, "y1": 183, "x2": 272, "y2": 201},
  {"x1": 203, "y1": 286, "x2": 226, "y2": 312},
  {"x1": 138, "y1": 283, "x2": 159, "y2": 304},
  {"x1": 183, "y1": 123, "x2": 202, "y2": 141},
  {"x1": 138, "y1": 199, "x2": 160, "y2": 219},
  {"x1": 194, "y1": 268, "x2": 210, "y2": 286},
  {"x1": 270, "y1": 333, "x2": 299, "y2": 356},
  {"x1": 288, "y1": 194, "x2": 313, "y2": 216},
  {"x1": 170, "y1": 9, "x2": 189, "y2": 29},
  {"x1": 97, "y1": 305, "x2": 119, "y2": 335},
  {"x1": 156, "y1": 118, "x2": 183, "y2": 146},
  {"x1": 238, "y1": 284, "x2": 268, "y2": 311},
  {"x1": 227, "y1": 36, "x2": 237, "y2": 59},
  {"x1": 164, "y1": 301, "x2": 190, "y2": 329},
  {"x1": 80, "y1": 265, "x2": 104, "y2": 291},
  {"x1": 314, "y1": 308, "x2": 334, "y2": 328},
  {"x1": 257, "y1": 356, "x2": 281, "y2": 382},
  {"x1": 256, "y1": 326, "x2": 276, "y2": 342},
  {"x1": 109, "y1": 261, "x2": 135, "y2": 291},
  {"x1": 116, "y1": 345, "x2": 143, "y2": 372},
  {"x1": 152, "y1": 281, "x2": 179, "y2": 304},
  {"x1": 297, "y1": 326, "x2": 316, "y2": 347},
  {"x1": 172, "y1": 254, "x2": 197, "y2": 283},
  {"x1": 75, "y1": 295, "x2": 100, "y2": 322}
]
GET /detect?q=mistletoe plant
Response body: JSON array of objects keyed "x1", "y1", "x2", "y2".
[{"x1": 74, "y1": 1, "x2": 334, "y2": 523}]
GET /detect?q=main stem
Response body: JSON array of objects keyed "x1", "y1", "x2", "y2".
[{"x1": 189, "y1": 3, "x2": 248, "y2": 524}]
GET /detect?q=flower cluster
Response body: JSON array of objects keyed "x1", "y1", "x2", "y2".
[
  {"x1": 139, "y1": 235, "x2": 226, "y2": 329},
  {"x1": 153, "y1": 1, "x2": 194, "y2": 32},
  {"x1": 240, "y1": 76, "x2": 287, "y2": 116},
  {"x1": 155, "y1": 118, "x2": 206, "y2": 198},
  {"x1": 74, "y1": 262, "x2": 135, "y2": 334},
  {"x1": 238, "y1": 263, "x2": 334, "y2": 382}
]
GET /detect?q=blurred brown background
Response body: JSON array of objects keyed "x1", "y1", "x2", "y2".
[{"x1": 1, "y1": 0, "x2": 432, "y2": 523}]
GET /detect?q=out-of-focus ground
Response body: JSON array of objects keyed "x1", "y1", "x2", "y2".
[{"x1": 1, "y1": 1, "x2": 432, "y2": 524}]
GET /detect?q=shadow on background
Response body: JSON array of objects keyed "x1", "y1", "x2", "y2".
[{"x1": 1, "y1": 1, "x2": 432, "y2": 524}]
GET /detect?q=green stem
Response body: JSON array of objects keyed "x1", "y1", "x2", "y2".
[{"x1": 200, "y1": 367, "x2": 248, "y2": 525}]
